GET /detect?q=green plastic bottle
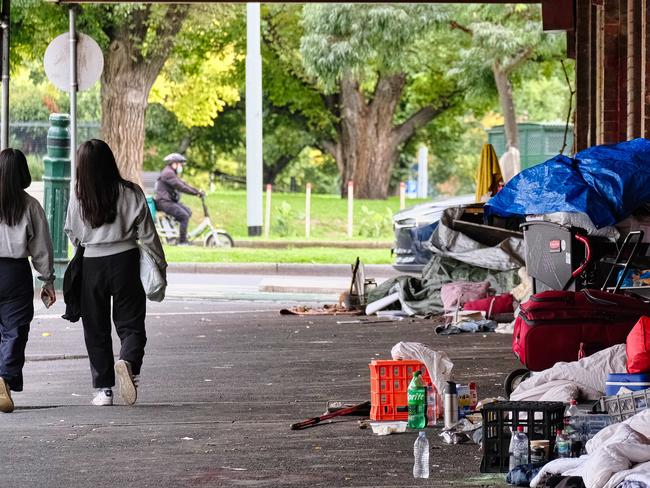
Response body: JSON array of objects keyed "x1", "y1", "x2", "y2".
[{"x1": 407, "y1": 371, "x2": 427, "y2": 429}]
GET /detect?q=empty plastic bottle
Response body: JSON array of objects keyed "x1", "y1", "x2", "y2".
[
  {"x1": 555, "y1": 429, "x2": 571, "y2": 458},
  {"x1": 565, "y1": 399, "x2": 579, "y2": 417},
  {"x1": 413, "y1": 431, "x2": 430, "y2": 479},
  {"x1": 407, "y1": 371, "x2": 427, "y2": 430},
  {"x1": 508, "y1": 426, "x2": 529, "y2": 471}
]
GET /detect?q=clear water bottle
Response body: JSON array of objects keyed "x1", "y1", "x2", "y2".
[
  {"x1": 555, "y1": 429, "x2": 571, "y2": 458},
  {"x1": 565, "y1": 399, "x2": 579, "y2": 417},
  {"x1": 413, "y1": 431, "x2": 430, "y2": 479},
  {"x1": 508, "y1": 426, "x2": 529, "y2": 471}
]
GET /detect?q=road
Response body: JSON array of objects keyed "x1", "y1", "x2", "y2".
[{"x1": 3, "y1": 296, "x2": 516, "y2": 488}]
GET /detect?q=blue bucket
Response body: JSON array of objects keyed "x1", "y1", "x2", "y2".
[{"x1": 606, "y1": 373, "x2": 650, "y2": 396}]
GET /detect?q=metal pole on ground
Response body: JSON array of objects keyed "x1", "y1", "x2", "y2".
[
  {"x1": 264, "y1": 184, "x2": 272, "y2": 239},
  {"x1": 245, "y1": 2, "x2": 263, "y2": 237},
  {"x1": 399, "y1": 181, "x2": 406, "y2": 210},
  {"x1": 305, "y1": 183, "x2": 311, "y2": 240},
  {"x1": 0, "y1": 0, "x2": 10, "y2": 150},
  {"x1": 347, "y1": 180, "x2": 354, "y2": 238}
]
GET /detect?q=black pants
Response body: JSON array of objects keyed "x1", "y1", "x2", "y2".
[
  {"x1": 81, "y1": 249, "x2": 146, "y2": 388},
  {"x1": 156, "y1": 200, "x2": 192, "y2": 243},
  {"x1": 0, "y1": 258, "x2": 34, "y2": 392}
]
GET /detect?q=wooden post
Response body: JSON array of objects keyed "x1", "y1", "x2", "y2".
[
  {"x1": 305, "y1": 183, "x2": 312, "y2": 240},
  {"x1": 399, "y1": 181, "x2": 406, "y2": 210},
  {"x1": 347, "y1": 180, "x2": 354, "y2": 238},
  {"x1": 264, "y1": 183, "x2": 272, "y2": 239}
]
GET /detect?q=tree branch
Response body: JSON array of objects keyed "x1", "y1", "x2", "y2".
[
  {"x1": 392, "y1": 95, "x2": 459, "y2": 147},
  {"x1": 503, "y1": 46, "x2": 535, "y2": 76},
  {"x1": 449, "y1": 20, "x2": 473, "y2": 36}
]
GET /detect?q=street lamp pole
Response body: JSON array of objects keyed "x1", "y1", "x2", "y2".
[
  {"x1": 246, "y1": 2, "x2": 263, "y2": 237},
  {"x1": 1, "y1": 0, "x2": 10, "y2": 150}
]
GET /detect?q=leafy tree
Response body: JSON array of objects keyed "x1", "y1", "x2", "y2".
[
  {"x1": 298, "y1": 4, "x2": 467, "y2": 199},
  {"x1": 448, "y1": 5, "x2": 566, "y2": 150}
]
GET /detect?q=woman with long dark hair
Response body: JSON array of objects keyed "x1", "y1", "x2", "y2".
[
  {"x1": 65, "y1": 139, "x2": 166, "y2": 406},
  {"x1": 0, "y1": 148, "x2": 55, "y2": 413}
]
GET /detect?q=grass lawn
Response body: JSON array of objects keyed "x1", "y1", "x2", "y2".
[
  {"x1": 163, "y1": 245, "x2": 393, "y2": 264},
  {"x1": 173, "y1": 189, "x2": 429, "y2": 242}
]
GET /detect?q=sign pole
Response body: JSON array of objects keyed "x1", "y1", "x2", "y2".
[
  {"x1": 69, "y1": 6, "x2": 78, "y2": 186},
  {"x1": 0, "y1": 0, "x2": 10, "y2": 150}
]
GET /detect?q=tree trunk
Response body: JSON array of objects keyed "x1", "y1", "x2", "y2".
[
  {"x1": 322, "y1": 74, "x2": 453, "y2": 199},
  {"x1": 101, "y1": 58, "x2": 150, "y2": 186},
  {"x1": 493, "y1": 64, "x2": 519, "y2": 149},
  {"x1": 335, "y1": 75, "x2": 405, "y2": 199},
  {"x1": 99, "y1": 5, "x2": 190, "y2": 186}
]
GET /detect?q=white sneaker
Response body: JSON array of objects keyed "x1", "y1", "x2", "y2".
[
  {"x1": 114, "y1": 360, "x2": 137, "y2": 406},
  {"x1": 92, "y1": 388, "x2": 113, "y2": 406}
]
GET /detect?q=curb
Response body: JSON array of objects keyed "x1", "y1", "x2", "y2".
[{"x1": 167, "y1": 262, "x2": 401, "y2": 277}]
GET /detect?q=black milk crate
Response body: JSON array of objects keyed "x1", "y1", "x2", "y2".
[{"x1": 480, "y1": 401, "x2": 565, "y2": 473}]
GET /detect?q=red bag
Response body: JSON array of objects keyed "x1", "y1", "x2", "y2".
[
  {"x1": 513, "y1": 289, "x2": 650, "y2": 371},
  {"x1": 627, "y1": 317, "x2": 650, "y2": 373},
  {"x1": 463, "y1": 293, "x2": 514, "y2": 319}
]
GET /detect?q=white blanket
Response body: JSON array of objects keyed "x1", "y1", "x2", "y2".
[
  {"x1": 510, "y1": 344, "x2": 627, "y2": 402},
  {"x1": 530, "y1": 409, "x2": 650, "y2": 488}
]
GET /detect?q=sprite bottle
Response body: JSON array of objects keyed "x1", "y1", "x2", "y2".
[{"x1": 407, "y1": 371, "x2": 427, "y2": 429}]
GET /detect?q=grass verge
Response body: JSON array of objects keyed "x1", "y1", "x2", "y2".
[{"x1": 163, "y1": 245, "x2": 393, "y2": 264}]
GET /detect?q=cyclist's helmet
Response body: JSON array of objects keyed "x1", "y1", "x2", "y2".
[{"x1": 163, "y1": 153, "x2": 187, "y2": 165}]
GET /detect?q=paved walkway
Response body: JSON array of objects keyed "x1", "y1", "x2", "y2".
[{"x1": 3, "y1": 297, "x2": 515, "y2": 487}]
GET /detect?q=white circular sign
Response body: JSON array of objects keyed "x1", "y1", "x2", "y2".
[{"x1": 44, "y1": 32, "x2": 104, "y2": 92}]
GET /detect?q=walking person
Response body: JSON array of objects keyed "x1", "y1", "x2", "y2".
[
  {"x1": 0, "y1": 148, "x2": 56, "y2": 413},
  {"x1": 65, "y1": 139, "x2": 166, "y2": 406},
  {"x1": 154, "y1": 153, "x2": 204, "y2": 245}
]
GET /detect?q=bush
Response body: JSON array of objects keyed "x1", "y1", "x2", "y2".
[
  {"x1": 272, "y1": 201, "x2": 295, "y2": 237},
  {"x1": 26, "y1": 154, "x2": 44, "y2": 181},
  {"x1": 358, "y1": 205, "x2": 393, "y2": 239}
]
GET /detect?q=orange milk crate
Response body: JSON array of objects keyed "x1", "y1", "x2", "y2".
[{"x1": 369, "y1": 359, "x2": 432, "y2": 421}]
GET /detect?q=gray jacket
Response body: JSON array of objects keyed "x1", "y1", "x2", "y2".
[
  {"x1": 0, "y1": 193, "x2": 55, "y2": 284},
  {"x1": 65, "y1": 184, "x2": 166, "y2": 272}
]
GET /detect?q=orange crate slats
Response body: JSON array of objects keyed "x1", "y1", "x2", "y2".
[{"x1": 369, "y1": 359, "x2": 432, "y2": 421}]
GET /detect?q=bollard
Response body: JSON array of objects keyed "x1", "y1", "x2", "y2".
[
  {"x1": 399, "y1": 182, "x2": 406, "y2": 210},
  {"x1": 264, "y1": 184, "x2": 272, "y2": 239},
  {"x1": 305, "y1": 183, "x2": 312, "y2": 240},
  {"x1": 43, "y1": 113, "x2": 71, "y2": 289},
  {"x1": 347, "y1": 180, "x2": 354, "y2": 238}
]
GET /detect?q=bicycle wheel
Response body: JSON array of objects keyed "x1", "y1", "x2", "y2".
[{"x1": 205, "y1": 231, "x2": 234, "y2": 248}]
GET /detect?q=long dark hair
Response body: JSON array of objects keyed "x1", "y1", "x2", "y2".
[
  {"x1": 0, "y1": 148, "x2": 31, "y2": 226},
  {"x1": 76, "y1": 139, "x2": 133, "y2": 228}
]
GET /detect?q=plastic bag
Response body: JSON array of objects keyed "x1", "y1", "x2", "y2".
[
  {"x1": 140, "y1": 245, "x2": 166, "y2": 302},
  {"x1": 627, "y1": 317, "x2": 650, "y2": 373},
  {"x1": 391, "y1": 342, "x2": 454, "y2": 398}
]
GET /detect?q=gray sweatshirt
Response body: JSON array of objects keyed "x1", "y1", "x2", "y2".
[
  {"x1": 65, "y1": 184, "x2": 166, "y2": 271},
  {"x1": 0, "y1": 193, "x2": 55, "y2": 284}
]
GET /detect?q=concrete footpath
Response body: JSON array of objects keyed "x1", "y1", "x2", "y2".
[
  {"x1": 165, "y1": 263, "x2": 407, "y2": 301},
  {"x1": 4, "y1": 297, "x2": 515, "y2": 488}
]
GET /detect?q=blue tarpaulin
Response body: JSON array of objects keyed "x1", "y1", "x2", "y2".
[{"x1": 484, "y1": 138, "x2": 650, "y2": 228}]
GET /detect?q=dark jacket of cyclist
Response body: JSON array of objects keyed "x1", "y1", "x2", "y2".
[{"x1": 154, "y1": 153, "x2": 203, "y2": 245}]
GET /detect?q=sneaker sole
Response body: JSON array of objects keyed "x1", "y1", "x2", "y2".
[
  {"x1": 114, "y1": 361, "x2": 137, "y2": 406},
  {"x1": 0, "y1": 379, "x2": 14, "y2": 413}
]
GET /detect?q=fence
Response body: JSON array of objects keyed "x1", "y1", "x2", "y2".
[{"x1": 10, "y1": 121, "x2": 101, "y2": 158}]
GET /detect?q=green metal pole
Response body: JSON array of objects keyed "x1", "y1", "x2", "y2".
[{"x1": 43, "y1": 113, "x2": 71, "y2": 289}]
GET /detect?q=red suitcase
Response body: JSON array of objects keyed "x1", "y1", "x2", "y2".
[{"x1": 513, "y1": 289, "x2": 650, "y2": 371}]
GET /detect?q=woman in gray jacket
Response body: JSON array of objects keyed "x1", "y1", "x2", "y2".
[
  {"x1": 0, "y1": 148, "x2": 56, "y2": 413},
  {"x1": 65, "y1": 139, "x2": 166, "y2": 406}
]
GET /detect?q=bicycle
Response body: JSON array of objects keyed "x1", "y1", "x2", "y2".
[{"x1": 154, "y1": 195, "x2": 234, "y2": 248}]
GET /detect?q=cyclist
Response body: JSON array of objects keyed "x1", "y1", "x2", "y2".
[{"x1": 154, "y1": 153, "x2": 204, "y2": 245}]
